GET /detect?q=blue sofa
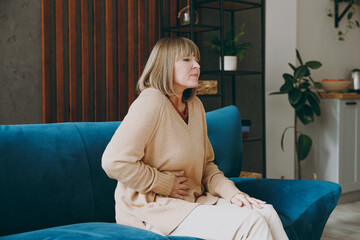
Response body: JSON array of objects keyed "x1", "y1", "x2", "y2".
[{"x1": 0, "y1": 105, "x2": 341, "y2": 240}]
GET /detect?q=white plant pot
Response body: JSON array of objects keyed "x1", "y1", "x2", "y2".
[{"x1": 219, "y1": 56, "x2": 237, "y2": 71}]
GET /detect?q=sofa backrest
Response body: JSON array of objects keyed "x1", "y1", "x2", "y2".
[{"x1": 0, "y1": 105, "x2": 242, "y2": 236}]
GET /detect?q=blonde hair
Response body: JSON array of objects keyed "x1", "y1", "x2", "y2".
[{"x1": 136, "y1": 37, "x2": 200, "y2": 102}]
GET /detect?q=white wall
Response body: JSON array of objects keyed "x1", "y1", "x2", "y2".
[
  {"x1": 265, "y1": 0, "x2": 297, "y2": 179},
  {"x1": 266, "y1": 0, "x2": 360, "y2": 179},
  {"x1": 297, "y1": 0, "x2": 360, "y2": 81}
]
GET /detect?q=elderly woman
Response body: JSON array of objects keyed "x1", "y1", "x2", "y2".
[{"x1": 102, "y1": 37, "x2": 288, "y2": 240}]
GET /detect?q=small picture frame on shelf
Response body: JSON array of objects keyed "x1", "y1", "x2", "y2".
[{"x1": 196, "y1": 80, "x2": 217, "y2": 95}]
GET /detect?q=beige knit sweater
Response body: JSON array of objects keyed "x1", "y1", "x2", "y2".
[{"x1": 102, "y1": 88, "x2": 241, "y2": 235}]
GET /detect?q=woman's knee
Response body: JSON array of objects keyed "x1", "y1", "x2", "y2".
[{"x1": 256, "y1": 204, "x2": 278, "y2": 219}]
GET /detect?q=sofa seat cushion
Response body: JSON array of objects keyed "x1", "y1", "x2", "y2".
[
  {"x1": 231, "y1": 178, "x2": 341, "y2": 240},
  {"x1": 0, "y1": 222, "x2": 202, "y2": 240}
]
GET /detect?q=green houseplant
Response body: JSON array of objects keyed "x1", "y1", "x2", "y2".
[
  {"x1": 327, "y1": 0, "x2": 360, "y2": 41},
  {"x1": 270, "y1": 50, "x2": 323, "y2": 179},
  {"x1": 204, "y1": 24, "x2": 252, "y2": 70}
]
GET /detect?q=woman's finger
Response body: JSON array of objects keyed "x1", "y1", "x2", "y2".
[
  {"x1": 247, "y1": 197, "x2": 263, "y2": 209},
  {"x1": 178, "y1": 190, "x2": 189, "y2": 196}
]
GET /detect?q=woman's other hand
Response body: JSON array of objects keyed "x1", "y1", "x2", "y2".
[
  {"x1": 230, "y1": 193, "x2": 266, "y2": 209},
  {"x1": 169, "y1": 170, "x2": 190, "y2": 200}
]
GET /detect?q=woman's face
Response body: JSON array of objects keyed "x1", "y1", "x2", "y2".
[{"x1": 173, "y1": 55, "x2": 200, "y2": 94}]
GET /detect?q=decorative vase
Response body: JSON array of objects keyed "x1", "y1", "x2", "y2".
[
  {"x1": 177, "y1": 5, "x2": 198, "y2": 25},
  {"x1": 219, "y1": 56, "x2": 237, "y2": 71}
]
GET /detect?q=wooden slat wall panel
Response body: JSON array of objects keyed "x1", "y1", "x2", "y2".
[
  {"x1": 138, "y1": 0, "x2": 145, "y2": 80},
  {"x1": 170, "y1": 0, "x2": 177, "y2": 37},
  {"x1": 148, "y1": 0, "x2": 156, "y2": 53},
  {"x1": 93, "y1": 0, "x2": 102, "y2": 121},
  {"x1": 55, "y1": 0, "x2": 64, "y2": 122},
  {"x1": 81, "y1": 0, "x2": 90, "y2": 122},
  {"x1": 127, "y1": 0, "x2": 135, "y2": 106},
  {"x1": 68, "y1": 0, "x2": 77, "y2": 122},
  {"x1": 118, "y1": 0, "x2": 127, "y2": 120},
  {"x1": 42, "y1": 0, "x2": 162, "y2": 123},
  {"x1": 42, "y1": 0, "x2": 51, "y2": 123},
  {"x1": 105, "y1": 0, "x2": 114, "y2": 121}
]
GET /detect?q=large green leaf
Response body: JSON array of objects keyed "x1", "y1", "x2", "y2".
[
  {"x1": 305, "y1": 61, "x2": 322, "y2": 70},
  {"x1": 307, "y1": 93, "x2": 321, "y2": 116},
  {"x1": 283, "y1": 73, "x2": 294, "y2": 83},
  {"x1": 280, "y1": 75, "x2": 294, "y2": 93},
  {"x1": 297, "y1": 134, "x2": 312, "y2": 161},
  {"x1": 288, "y1": 88, "x2": 303, "y2": 105},
  {"x1": 296, "y1": 105, "x2": 314, "y2": 125},
  {"x1": 291, "y1": 94, "x2": 306, "y2": 111},
  {"x1": 306, "y1": 90, "x2": 321, "y2": 103},
  {"x1": 294, "y1": 66, "x2": 310, "y2": 79},
  {"x1": 296, "y1": 49, "x2": 303, "y2": 65}
]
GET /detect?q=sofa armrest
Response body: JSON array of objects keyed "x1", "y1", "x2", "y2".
[{"x1": 230, "y1": 178, "x2": 341, "y2": 240}]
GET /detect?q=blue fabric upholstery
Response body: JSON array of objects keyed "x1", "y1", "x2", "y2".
[
  {"x1": 0, "y1": 222, "x2": 200, "y2": 240},
  {"x1": 0, "y1": 105, "x2": 341, "y2": 239},
  {"x1": 231, "y1": 178, "x2": 341, "y2": 240},
  {"x1": 206, "y1": 106, "x2": 242, "y2": 177}
]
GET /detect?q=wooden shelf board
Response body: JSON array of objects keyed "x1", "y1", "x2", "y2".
[
  {"x1": 320, "y1": 92, "x2": 360, "y2": 99},
  {"x1": 163, "y1": 25, "x2": 219, "y2": 33},
  {"x1": 198, "y1": 0, "x2": 261, "y2": 11}
]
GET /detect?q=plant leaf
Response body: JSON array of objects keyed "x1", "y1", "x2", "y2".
[
  {"x1": 305, "y1": 61, "x2": 322, "y2": 69},
  {"x1": 296, "y1": 49, "x2": 304, "y2": 65},
  {"x1": 313, "y1": 82, "x2": 323, "y2": 90},
  {"x1": 348, "y1": 12, "x2": 353, "y2": 20},
  {"x1": 291, "y1": 94, "x2": 307, "y2": 111},
  {"x1": 294, "y1": 66, "x2": 310, "y2": 79},
  {"x1": 356, "y1": 20, "x2": 360, "y2": 28},
  {"x1": 280, "y1": 74, "x2": 294, "y2": 93},
  {"x1": 306, "y1": 92, "x2": 321, "y2": 116},
  {"x1": 297, "y1": 134, "x2": 312, "y2": 161},
  {"x1": 269, "y1": 91, "x2": 286, "y2": 95},
  {"x1": 283, "y1": 73, "x2": 294, "y2": 83},
  {"x1": 289, "y1": 63, "x2": 296, "y2": 71},
  {"x1": 288, "y1": 88, "x2": 303, "y2": 105},
  {"x1": 299, "y1": 82, "x2": 311, "y2": 89},
  {"x1": 296, "y1": 105, "x2": 314, "y2": 125}
]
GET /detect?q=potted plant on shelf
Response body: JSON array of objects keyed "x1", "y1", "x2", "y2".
[
  {"x1": 204, "y1": 24, "x2": 252, "y2": 71},
  {"x1": 270, "y1": 50, "x2": 323, "y2": 179}
]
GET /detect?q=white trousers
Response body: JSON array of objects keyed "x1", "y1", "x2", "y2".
[{"x1": 146, "y1": 198, "x2": 288, "y2": 240}]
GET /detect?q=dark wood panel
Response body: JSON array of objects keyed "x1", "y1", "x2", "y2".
[
  {"x1": 55, "y1": 0, "x2": 64, "y2": 122},
  {"x1": 105, "y1": 0, "x2": 114, "y2": 121},
  {"x1": 42, "y1": 0, "x2": 51, "y2": 123},
  {"x1": 169, "y1": 0, "x2": 177, "y2": 37},
  {"x1": 128, "y1": 0, "x2": 135, "y2": 106},
  {"x1": 43, "y1": 0, "x2": 158, "y2": 122},
  {"x1": 118, "y1": 0, "x2": 127, "y2": 120},
  {"x1": 148, "y1": 0, "x2": 156, "y2": 54},
  {"x1": 69, "y1": 0, "x2": 77, "y2": 122},
  {"x1": 93, "y1": 0, "x2": 102, "y2": 121},
  {"x1": 138, "y1": 0, "x2": 145, "y2": 79},
  {"x1": 81, "y1": 0, "x2": 90, "y2": 122}
]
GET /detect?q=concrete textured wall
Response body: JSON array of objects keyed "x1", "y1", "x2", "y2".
[{"x1": 0, "y1": 0, "x2": 42, "y2": 124}]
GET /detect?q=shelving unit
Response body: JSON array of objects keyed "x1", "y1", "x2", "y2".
[{"x1": 160, "y1": 0, "x2": 266, "y2": 177}]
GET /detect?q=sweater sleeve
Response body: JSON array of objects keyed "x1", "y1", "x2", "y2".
[
  {"x1": 102, "y1": 90, "x2": 174, "y2": 196},
  {"x1": 202, "y1": 137, "x2": 242, "y2": 202}
]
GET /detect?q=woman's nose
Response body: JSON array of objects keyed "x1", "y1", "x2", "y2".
[{"x1": 193, "y1": 61, "x2": 200, "y2": 69}]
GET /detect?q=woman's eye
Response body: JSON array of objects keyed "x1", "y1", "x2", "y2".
[{"x1": 183, "y1": 58, "x2": 190, "y2": 62}]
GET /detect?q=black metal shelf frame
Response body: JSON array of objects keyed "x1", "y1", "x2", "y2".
[
  {"x1": 160, "y1": 0, "x2": 266, "y2": 177},
  {"x1": 334, "y1": 0, "x2": 355, "y2": 28}
]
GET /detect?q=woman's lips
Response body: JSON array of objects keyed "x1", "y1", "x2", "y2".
[{"x1": 191, "y1": 73, "x2": 199, "y2": 78}]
